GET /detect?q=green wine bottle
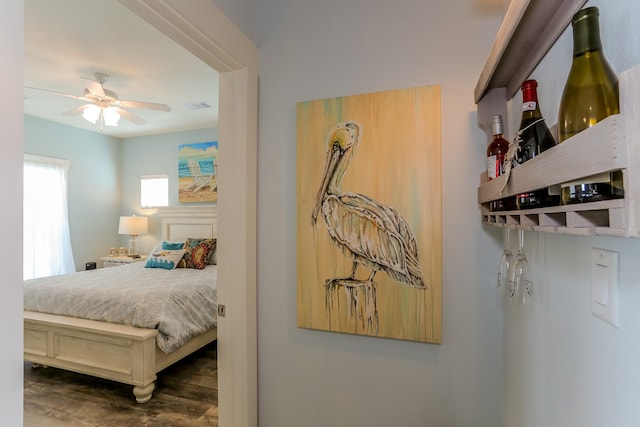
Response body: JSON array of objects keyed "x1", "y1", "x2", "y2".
[{"x1": 557, "y1": 6, "x2": 623, "y2": 204}]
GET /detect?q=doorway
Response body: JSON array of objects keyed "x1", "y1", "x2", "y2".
[{"x1": 118, "y1": 3, "x2": 259, "y2": 426}]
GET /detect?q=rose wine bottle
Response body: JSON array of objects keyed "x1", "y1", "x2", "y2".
[
  {"x1": 557, "y1": 6, "x2": 623, "y2": 204},
  {"x1": 514, "y1": 79, "x2": 558, "y2": 209},
  {"x1": 487, "y1": 115, "x2": 509, "y2": 181},
  {"x1": 486, "y1": 115, "x2": 512, "y2": 211}
]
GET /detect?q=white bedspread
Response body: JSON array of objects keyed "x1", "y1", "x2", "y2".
[{"x1": 23, "y1": 262, "x2": 217, "y2": 354}]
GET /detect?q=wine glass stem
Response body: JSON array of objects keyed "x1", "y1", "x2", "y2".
[
  {"x1": 519, "y1": 229, "x2": 524, "y2": 253},
  {"x1": 505, "y1": 228, "x2": 510, "y2": 250}
]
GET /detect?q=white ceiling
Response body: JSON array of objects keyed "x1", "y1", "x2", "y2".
[{"x1": 24, "y1": 0, "x2": 219, "y2": 139}]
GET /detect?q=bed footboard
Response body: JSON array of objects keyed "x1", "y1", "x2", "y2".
[{"x1": 24, "y1": 311, "x2": 159, "y2": 403}]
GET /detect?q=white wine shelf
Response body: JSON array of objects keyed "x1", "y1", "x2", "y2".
[
  {"x1": 476, "y1": 0, "x2": 640, "y2": 238},
  {"x1": 482, "y1": 199, "x2": 627, "y2": 237}
]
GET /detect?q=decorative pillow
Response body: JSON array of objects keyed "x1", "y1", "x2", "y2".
[
  {"x1": 162, "y1": 241, "x2": 185, "y2": 250},
  {"x1": 145, "y1": 249, "x2": 185, "y2": 270},
  {"x1": 209, "y1": 243, "x2": 217, "y2": 265},
  {"x1": 205, "y1": 238, "x2": 217, "y2": 264},
  {"x1": 177, "y1": 238, "x2": 216, "y2": 269},
  {"x1": 149, "y1": 241, "x2": 185, "y2": 255}
]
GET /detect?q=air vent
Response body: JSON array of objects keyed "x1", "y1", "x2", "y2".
[{"x1": 183, "y1": 101, "x2": 212, "y2": 110}]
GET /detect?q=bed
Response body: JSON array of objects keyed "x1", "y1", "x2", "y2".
[{"x1": 23, "y1": 211, "x2": 218, "y2": 403}]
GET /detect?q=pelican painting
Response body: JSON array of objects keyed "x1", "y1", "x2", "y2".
[
  {"x1": 311, "y1": 121, "x2": 427, "y2": 333},
  {"x1": 296, "y1": 85, "x2": 442, "y2": 343}
]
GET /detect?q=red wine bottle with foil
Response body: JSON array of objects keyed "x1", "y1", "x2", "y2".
[
  {"x1": 515, "y1": 80, "x2": 558, "y2": 209},
  {"x1": 557, "y1": 6, "x2": 623, "y2": 204},
  {"x1": 486, "y1": 115, "x2": 512, "y2": 211}
]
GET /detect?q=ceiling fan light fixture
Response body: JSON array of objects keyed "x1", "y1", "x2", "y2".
[
  {"x1": 82, "y1": 104, "x2": 100, "y2": 124},
  {"x1": 27, "y1": 73, "x2": 169, "y2": 131},
  {"x1": 103, "y1": 107, "x2": 120, "y2": 127}
]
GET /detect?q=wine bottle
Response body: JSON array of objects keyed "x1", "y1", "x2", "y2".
[
  {"x1": 486, "y1": 115, "x2": 509, "y2": 181},
  {"x1": 486, "y1": 115, "x2": 512, "y2": 211},
  {"x1": 514, "y1": 80, "x2": 558, "y2": 209},
  {"x1": 557, "y1": 6, "x2": 623, "y2": 204}
]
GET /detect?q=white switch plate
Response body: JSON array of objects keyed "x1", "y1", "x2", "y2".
[{"x1": 591, "y1": 248, "x2": 620, "y2": 327}]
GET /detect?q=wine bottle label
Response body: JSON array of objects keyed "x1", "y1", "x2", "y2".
[
  {"x1": 548, "y1": 184, "x2": 561, "y2": 195},
  {"x1": 522, "y1": 101, "x2": 537, "y2": 111},
  {"x1": 561, "y1": 171, "x2": 612, "y2": 187},
  {"x1": 487, "y1": 155, "x2": 498, "y2": 179}
]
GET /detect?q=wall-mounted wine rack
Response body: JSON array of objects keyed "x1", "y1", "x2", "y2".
[{"x1": 475, "y1": 0, "x2": 640, "y2": 238}]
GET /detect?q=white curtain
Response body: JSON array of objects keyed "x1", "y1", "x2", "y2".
[{"x1": 23, "y1": 154, "x2": 76, "y2": 280}]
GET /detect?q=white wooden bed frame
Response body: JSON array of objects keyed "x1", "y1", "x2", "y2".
[{"x1": 24, "y1": 207, "x2": 218, "y2": 403}]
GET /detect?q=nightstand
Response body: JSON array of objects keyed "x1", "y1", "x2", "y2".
[{"x1": 100, "y1": 255, "x2": 147, "y2": 268}]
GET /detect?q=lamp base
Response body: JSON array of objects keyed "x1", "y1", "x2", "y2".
[{"x1": 128, "y1": 235, "x2": 138, "y2": 256}]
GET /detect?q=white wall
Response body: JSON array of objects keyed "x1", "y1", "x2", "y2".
[
  {"x1": 255, "y1": 1, "x2": 505, "y2": 425},
  {"x1": 1, "y1": 1, "x2": 24, "y2": 424},
  {"x1": 24, "y1": 116, "x2": 122, "y2": 271},
  {"x1": 501, "y1": 1, "x2": 640, "y2": 426}
]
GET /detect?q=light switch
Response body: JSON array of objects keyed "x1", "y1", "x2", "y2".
[
  {"x1": 591, "y1": 248, "x2": 620, "y2": 327},
  {"x1": 593, "y1": 264, "x2": 609, "y2": 306}
]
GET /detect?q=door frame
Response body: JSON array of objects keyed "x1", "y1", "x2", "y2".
[{"x1": 118, "y1": 1, "x2": 258, "y2": 426}]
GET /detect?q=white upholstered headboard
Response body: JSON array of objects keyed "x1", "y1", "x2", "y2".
[{"x1": 156, "y1": 206, "x2": 217, "y2": 241}]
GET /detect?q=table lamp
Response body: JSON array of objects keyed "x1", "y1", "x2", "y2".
[{"x1": 118, "y1": 215, "x2": 148, "y2": 256}]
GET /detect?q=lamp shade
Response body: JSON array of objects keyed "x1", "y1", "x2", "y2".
[
  {"x1": 81, "y1": 104, "x2": 121, "y2": 127},
  {"x1": 103, "y1": 107, "x2": 121, "y2": 127},
  {"x1": 118, "y1": 216, "x2": 148, "y2": 236},
  {"x1": 82, "y1": 104, "x2": 101, "y2": 124}
]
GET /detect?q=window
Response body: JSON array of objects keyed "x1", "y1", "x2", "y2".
[
  {"x1": 141, "y1": 174, "x2": 169, "y2": 207},
  {"x1": 23, "y1": 155, "x2": 76, "y2": 280}
]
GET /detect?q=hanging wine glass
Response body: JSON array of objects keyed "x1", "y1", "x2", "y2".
[
  {"x1": 497, "y1": 227, "x2": 513, "y2": 298},
  {"x1": 516, "y1": 238, "x2": 533, "y2": 308},
  {"x1": 508, "y1": 229, "x2": 533, "y2": 308},
  {"x1": 507, "y1": 229, "x2": 525, "y2": 304}
]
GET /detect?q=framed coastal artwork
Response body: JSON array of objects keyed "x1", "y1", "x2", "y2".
[
  {"x1": 296, "y1": 85, "x2": 442, "y2": 343},
  {"x1": 178, "y1": 141, "x2": 218, "y2": 203}
]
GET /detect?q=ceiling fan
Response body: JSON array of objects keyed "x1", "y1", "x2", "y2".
[{"x1": 25, "y1": 72, "x2": 171, "y2": 130}]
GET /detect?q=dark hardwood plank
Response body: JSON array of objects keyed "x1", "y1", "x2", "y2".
[{"x1": 24, "y1": 342, "x2": 218, "y2": 426}]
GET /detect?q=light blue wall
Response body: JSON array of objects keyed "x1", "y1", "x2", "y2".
[
  {"x1": 255, "y1": 1, "x2": 504, "y2": 426},
  {"x1": 24, "y1": 115, "x2": 217, "y2": 269},
  {"x1": 24, "y1": 115, "x2": 121, "y2": 271},
  {"x1": 120, "y1": 127, "x2": 218, "y2": 254},
  {"x1": 213, "y1": 0, "x2": 256, "y2": 42},
  {"x1": 254, "y1": 0, "x2": 640, "y2": 425}
]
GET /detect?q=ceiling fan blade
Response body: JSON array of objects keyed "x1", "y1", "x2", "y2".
[
  {"x1": 118, "y1": 99, "x2": 171, "y2": 112},
  {"x1": 25, "y1": 86, "x2": 87, "y2": 102},
  {"x1": 61, "y1": 105, "x2": 87, "y2": 116},
  {"x1": 82, "y1": 77, "x2": 106, "y2": 98},
  {"x1": 114, "y1": 107, "x2": 148, "y2": 125}
]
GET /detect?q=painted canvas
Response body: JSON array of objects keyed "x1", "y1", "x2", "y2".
[
  {"x1": 296, "y1": 85, "x2": 442, "y2": 343},
  {"x1": 178, "y1": 141, "x2": 218, "y2": 203}
]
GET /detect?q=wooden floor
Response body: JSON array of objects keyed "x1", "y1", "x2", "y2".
[{"x1": 24, "y1": 341, "x2": 218, "y2": 427}]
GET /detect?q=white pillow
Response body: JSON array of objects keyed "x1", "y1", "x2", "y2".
[{"x1": 145, "y1": 249, "x2": 185, "y2": 270}]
